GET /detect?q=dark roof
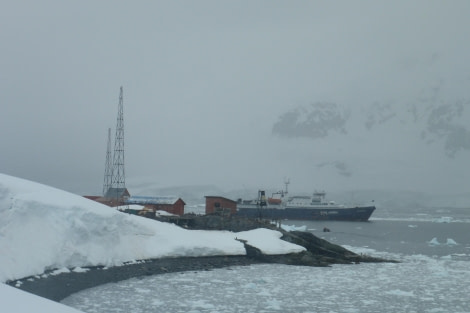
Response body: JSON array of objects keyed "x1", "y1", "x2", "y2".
[
  {"x1": 205, "y1": 196, "x2": 237, "y2": 204},
  {"x1": 83, "y1": 195, "x2": 101, "y2": 200},
  {"x1": 104, "y1": 187, "x2": 130, "y2": 199},
  {"x1": 126, "y1": 196, "x2": 185, "y2": 205}
]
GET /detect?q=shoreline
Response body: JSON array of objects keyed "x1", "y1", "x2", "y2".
[
  {"x1": 6, "y1": 223, "x2": 396, "y2": 303},
  {"x1": 7, "y1": 255, "x2": 264, "y2": 302}
]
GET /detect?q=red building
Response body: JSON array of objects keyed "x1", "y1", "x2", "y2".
[
  {"x1": 205, "y1": 196, "x2": 237, "y2": 215},
  {"x1": 84, "y1": 187, "x2": 130, "y2": 207}
]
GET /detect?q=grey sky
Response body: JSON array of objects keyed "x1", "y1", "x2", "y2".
[{"x1": 1, "y1": 1, "x2": 470, "y2": 196}]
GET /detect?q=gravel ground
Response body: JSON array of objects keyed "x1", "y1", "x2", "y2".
[{"x1": 7, "y1": 255, "x2": 263, "y2": 302}]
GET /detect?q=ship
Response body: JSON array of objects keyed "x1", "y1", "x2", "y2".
[{"x1": 235, "y1": 181, "x2": 375, "y2": 221}]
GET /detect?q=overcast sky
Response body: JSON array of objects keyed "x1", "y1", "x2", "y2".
[{"x1": 1, "y1": 1, "x2": 470, "y2": 196}]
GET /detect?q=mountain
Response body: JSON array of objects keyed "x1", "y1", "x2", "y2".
[
  {"x1": 270, "y1": 100, "x2": 470, "y2": 195},
  {"x1": 273, "y1": 102, "x2": 470, "y2": 158}
]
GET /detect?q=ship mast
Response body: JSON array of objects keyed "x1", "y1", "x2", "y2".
[{"x1": 284, "y1": 178, "x2": 290, "y2": 195}]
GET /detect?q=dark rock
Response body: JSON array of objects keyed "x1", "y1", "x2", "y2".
[{"x1": 178, "y1": 214, "x2": 395, "y2": 265}]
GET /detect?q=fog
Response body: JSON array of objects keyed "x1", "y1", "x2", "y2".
[{"x1": 1, "y1": 1, "x2": 469, "y2": 198}]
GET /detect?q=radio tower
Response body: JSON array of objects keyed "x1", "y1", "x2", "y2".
[
  {"x1": 111, "y1": 86, "x2": 126, "y2": 205},
  {"x1": 102, "y1": 128, "x2": 113, "y2": 196}
]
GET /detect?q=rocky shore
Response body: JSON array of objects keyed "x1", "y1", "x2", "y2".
[
  {"x1": 8, "y1": 256, "x2": 263, "y2": 302},
  {"x1": 7, "y1": 214, "x2": 396, "y2": 302}
]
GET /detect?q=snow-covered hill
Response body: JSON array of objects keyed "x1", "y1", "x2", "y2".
[
  {"x1": 0, "y1": 173, "x2": 304, "y2": 283},
  {"x1": 1, "y1": 283, "x2": 84, "y2": 313}
]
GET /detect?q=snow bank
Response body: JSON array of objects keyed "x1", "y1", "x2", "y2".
[
  {"x1": 0, "y1": 283, "x2": 85, "y2": 313},
  {"x1": 237, "y1": 228, "x2": 305, "y2": 255},
  {"x1": 278, "y1": 223, "x2": 307, "y2": 232},
  {"x1": 0, "y1": 173, "x2": 304, "y2": 282},
  {"x1": 156, "y1": 210, "x2": 177, "y2": 216}
]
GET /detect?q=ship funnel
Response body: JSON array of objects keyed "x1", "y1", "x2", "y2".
[{"x1": 258, "y1": 190, "x2": 267, "y2": 207}]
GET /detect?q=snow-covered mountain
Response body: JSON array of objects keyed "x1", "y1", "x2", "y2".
[
  {"x1": 273, "y1": 102, "x2": 470, "y2": 158},
  {"x1": 269, "y1": 101, "x2": 470, "y2": 196}
]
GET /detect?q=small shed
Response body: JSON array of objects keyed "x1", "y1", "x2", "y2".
[
  {"x1": 126, "y1": 196, "x2": 186, "y2": 216},
  {"x1": 205, "y1": 196, "x2": 237, "y2": 215}
]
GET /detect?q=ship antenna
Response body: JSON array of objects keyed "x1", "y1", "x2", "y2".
[{"x1": 284, "y1": 178, "x2": 290, "y2": 195}]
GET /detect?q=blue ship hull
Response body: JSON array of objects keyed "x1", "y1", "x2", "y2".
[{"x1": 236, "y1": 205, "x2": 375, "y2": 221}]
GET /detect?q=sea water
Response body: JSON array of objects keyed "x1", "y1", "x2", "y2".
[{"x1": 62, "y1": 206, "x2": 470, "y2": 313}]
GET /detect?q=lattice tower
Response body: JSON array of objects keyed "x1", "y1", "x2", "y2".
[
  {"x1": 111, "y1": 87, "x2": 126, "y2": 195},
  {"x1": 102, "y1": 128, "x2": 113, "y2": 196}
]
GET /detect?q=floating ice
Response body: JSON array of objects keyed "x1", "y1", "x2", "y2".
[
  {"x1": 279, "y1": 223, "x2": 307, "y2": 232},
  {"x1": 428, "y1": 238, "x2": 459, "y2": 247},
  {"x1": 51, "y1": 268, "x2": 71, "y2": 276},
  {"x1": 72, "y1": 267, "x2": 89, "y2": 273},
  {"x1": 446, "y1": 238, "x2": 458, "y2": 246},
  {"x1": 63, "y1": 259, "x2": 470, "y2": 313},
  {"x1": 434, "y1": 216, "x2": 453, "y2": 223},
  {"x1": 385, "y1": 289, "x2": 415, "y2": 297}
]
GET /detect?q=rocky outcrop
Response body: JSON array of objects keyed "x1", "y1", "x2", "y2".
[
  {"x1": 170, "y1": 214, "x2": 395, "y2": 266},
  {"x1": 237, "y1": 228, "x2": 394, "y2": 267}
]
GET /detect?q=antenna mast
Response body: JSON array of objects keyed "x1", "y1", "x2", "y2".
[
  {"x1": 102, "y1": 127, "x2": 113, "y2": 196},
  {"x1": 284, "y1": 178, "x2": 290, "y2": 194},
  {"x1": 111, "y1": 87, "x2": 126, "y2": 198}
]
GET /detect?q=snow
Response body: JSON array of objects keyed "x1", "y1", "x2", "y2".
[
  {"x1": 50, "y1": 268, "x2": 71, "y2": 276},
  {"x1": 237, "y1": 228, "x2": 305, "y2": 254},
  {"x1": 277, "y1": 223, "x2": 308, "y2": 232},
  {"x1": 0, "y1": 283, "x2": 84, "y2": 313},
  {"x1": 0, "y1": 173, "x2": 304, "y2": 284},
  {"x1": 155, "y1": 210, "x2": 176, "y2": 216},
  {"x1": 126, "y1": 204, "x2": 145, "y2": 211},
  {"x1": 71, "y1": 267, "x2": 89, "y2": 273}
]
